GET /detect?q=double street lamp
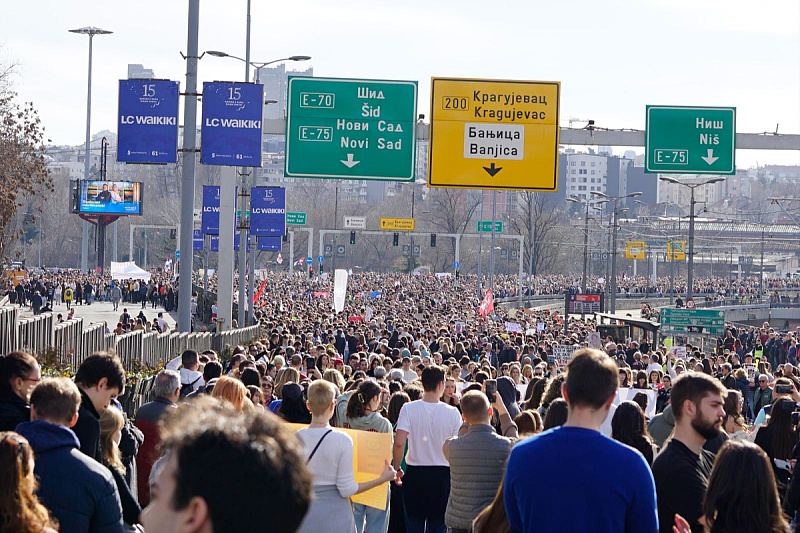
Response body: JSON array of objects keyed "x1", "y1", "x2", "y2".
[
  {"x1": 659, "y1": 176, "x2": 725, "y2": 301},
  {"x1": 206, "y1": 51, "x2": 310, "y2": 327},
  {"x1": 590, "y1": 191, "x2": 642, "y2": 313},
  {"x1": 566, "y1": 196, "x2": 609, "y2": 296}
]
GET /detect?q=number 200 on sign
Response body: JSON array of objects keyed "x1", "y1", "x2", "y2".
[{"x1": 442, "y1": 96, "x2": 469, "y2": 110}]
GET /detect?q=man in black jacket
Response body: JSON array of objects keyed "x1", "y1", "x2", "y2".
[
  {"x1": 498, "y1": 339, "x2": 518, "y2": 366},
  {"x1": 72, "y1": 352, "x2": 126, "y2": 462}
]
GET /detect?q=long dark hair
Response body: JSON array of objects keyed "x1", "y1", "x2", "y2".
[
  {"x1": 611, "y1": 401, "x2": 654, "y2": 456},
  {"x1": 703, "y1": 440, "x2": 791, "y2": 533},
  {"x1": 524, "y1": 378, "x2": 547, "y2": 410},
  {"x1": 387, "y1": 392, "x2": 410, "y2": 426},
  {"x1": 766, "y1": 398, "x2": 797, "y2": 460},
  {"x1": 542, "y1": 398, "x2": 568, "y2": 430},
  {"x1": 472, "y1": 476, "x2": 512, "y2": 533},
  {"x1": 346, "y1": 381, "x2": 382, "y2": 419}
]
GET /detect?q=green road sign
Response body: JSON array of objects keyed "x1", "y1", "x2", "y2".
[
  {"x1": 660, "y1": 308, "x2": 726, "y2": 336},
  {"x1": 286, "y1": 212, "x2": 307, "y2": 225},
  {"x1": 645, "y1": 106, "x2": 736, "y2": 174},
  {"x1": 285, "y1": 77, "x2": 418, "y2": 181},
  {"x1": 477, "y1": 221, "x2": 503, "y2": 232}
]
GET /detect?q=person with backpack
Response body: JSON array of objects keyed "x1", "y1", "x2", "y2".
[
  {"x1": 63, "y1": 285, "x2": 73, "y2": 310},
  {"x1": 166, "y1": 349, "x2": 205, "y2": 397}
]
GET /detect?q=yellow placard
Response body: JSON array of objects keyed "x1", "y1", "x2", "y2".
[
  {"x1": 379, "y1": 217, "x2": 415, "y2": 231},
  {"x1": 428, "y1": 77, "x2": 560, "y2": 191},
  {"x1": 287, "y1": 423, "x2": 392, "y2": 510},
  {"x1": 625, "y1": 241, "x2": 645, "y2": 260},
  {"x1": 667, "y1": 241, "x2": 686, "y2": 261}
]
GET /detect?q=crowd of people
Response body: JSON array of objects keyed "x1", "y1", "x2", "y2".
[{"x1": 3, "y1": 269, "x2": 800, "y2": 532}]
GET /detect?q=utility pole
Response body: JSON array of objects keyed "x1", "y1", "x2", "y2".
[
  {"x1": 177, "y1": 0, "x2": 200, "y2": 332},
  {"x1": 237, "y1": 0, "x2": 252, "y2": 329},
  {"x1": 477, "y1": 191, "x2": 483, "y2": 298},
  {"x1": 760, "y1": 228, "x2": 765, "y2": 294},
  {"x1": 489, "y1": 190, "x2": 497, "y2": 294}
]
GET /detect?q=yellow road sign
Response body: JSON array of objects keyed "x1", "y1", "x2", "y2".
[
  {"x1": 379, "y1": 217, "x2": 415, "y2": 231},
  {"x1": 667, "y1": 241, "x2": 686, "y2": 261},
  {"x1": 625, "y1": 241, "x2": 645, "y2": 260},
  {"x1": 428, "y1": 77, "x2": 560, "y2": 191}
]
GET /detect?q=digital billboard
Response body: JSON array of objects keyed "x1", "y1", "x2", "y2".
[{"x1": 78, "y1": 180, "x2": 143, "y2": 215}]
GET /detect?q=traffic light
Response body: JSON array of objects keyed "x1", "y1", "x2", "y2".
[
  {"x1": 320, "y1": 264, "x2": 324, "y2": 273},
  {"x1": 169, "y1": 229, "x2": 177, "y2": 239},
  {"x1": 455, "y1": 269, "x2": 460, "y2": 280},
  {"x1": 350, "y1": 231, "x2": 356, "y2": 245},
  {"x1": 430, "y1": 233, "x2": 437, "y2": 247},
  {"x1": 308, "y1": 266, "x2": 313, "y2": 277},
  {"x1": 282, "y1": 234, "x2": 289, "y2": 243},
  {"x1": 393, "y1": 233, "x2": 399, "y2": 246}
]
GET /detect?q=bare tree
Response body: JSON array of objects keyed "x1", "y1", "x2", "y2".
[
  {"x1": 420, "y1": 187, "x2": 480, "y2": 271},
  {"x1": 0, "y1": 62, "x2": 53, "y2": 260},
  {"x1": 510, "y1": 191, "x2": 563, "y2": 276}
]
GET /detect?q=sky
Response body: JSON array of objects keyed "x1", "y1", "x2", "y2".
[{"x1": 2, "y1": 0, "x2": 799, "y2": 167}]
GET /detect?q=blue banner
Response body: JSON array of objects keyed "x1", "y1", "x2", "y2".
[
  {"x1": 200, "y1": 82, "x2": 264, "y2": 167},
  {"x1": 117, "y1": 79, "x2": 179, "y2": 164},
  {"x1": 257, "y1": 236, "x2": 282, "y2": 251},
  {"x1": 250, "y1": 187, "x2": 286, "y2": 236},
  {"x1": 201, "y1": 186, "x2": 220, "y2": 234},
  {"x1": 211, "y1": 234, "x2": 251, "y2": 252},
  {"x1": 193, "y1": 229, "x2": 204, "y2": 251}
]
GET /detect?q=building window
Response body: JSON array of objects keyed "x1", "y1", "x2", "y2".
[
  {"x1": 572, "y1": 169, "x2": 576, "y2": 174},
  {"x1": 591, "y1": 170, "x2": 595, "y2": 175},
  {"x1": 581, "y1": 161, "x2": 586, "y2": 167},
  {"x1": 571, "y1": 161, "x2": 576, "y2": 166},
  {"x1": 582, "y1": 177, "x2": 587, "y2": 183},
  {"x1": 591, "y1": 162, "x2": 596, "y2": 166}
]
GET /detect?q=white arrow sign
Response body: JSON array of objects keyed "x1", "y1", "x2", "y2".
[
  {"x1": 340, "y1": 153, "x2": 360, "y2": 168},
  {"x1": 701, "y1": 148, "x2": 719, "y2": 165}
]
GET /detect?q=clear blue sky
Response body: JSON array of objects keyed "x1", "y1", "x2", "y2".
[{"x1": 2, "y1": 0, "x2": 798, "y2": 166}]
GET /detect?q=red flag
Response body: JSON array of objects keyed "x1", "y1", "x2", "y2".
[
  {"x1": 479, "y1": 289, "x2": 494, "y2": 317},
  {"x1": 253, "y1": 278, "x2": 267, "y2": 305}
]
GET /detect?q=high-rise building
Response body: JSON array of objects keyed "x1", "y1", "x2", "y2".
[
  {"x1": 127, "y1": 64, "x2": 154, "y2": 79},
  {"x1": 255, "y1": 63, "x2": 313, "y2": 120}
]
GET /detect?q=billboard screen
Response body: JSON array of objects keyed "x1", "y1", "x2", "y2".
[
  {"x1": 117, "y1": 79, "x2": 179, "y2": 164},
  {"x1": 78, "y1": 180, "x2": 142, "y2": 215}
]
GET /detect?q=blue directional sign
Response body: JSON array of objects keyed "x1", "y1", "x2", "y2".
[
  {"x1": 306, "y1": 257, "x2": 313, "y2": 265},
  {"x1": 193, "y1": 229, "x2": 204, "y2": 251},
  {"x1": 453, "y1": 261, "x2": 460, "y2": 269},
  {"x1": 250, "y1": 187, "x2": 286, "y2": 236},
  {"x1": 201, "y1": 82, "x2": 264, "y2": 167},
  {"x1": 117, "y1": 79, "x2": 179, "y2": 164},
  {"x1": 175, "y1": 250, "x2": 180, "y2": 259},
  {"x1": 257, "y1": 236, "x2": 282, "y2": 251},
  {"x1": 318, "y1": 256, "x2": 325, "y2": 263}
]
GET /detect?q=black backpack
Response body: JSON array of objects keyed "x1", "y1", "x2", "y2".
[{"x1": 179, "y1": 375, "x2": 202, "y2": 398}]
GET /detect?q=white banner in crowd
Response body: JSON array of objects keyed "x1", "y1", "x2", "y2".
[
  {"x1": 553, "y1": 344, "x2": 578, "y2": 364},
  {"x1": 333, "y1": 269, "x2": 348, "y2": 313},
  {"x1": 614, "y1": 387, "x2": 657, "y2": 419}
]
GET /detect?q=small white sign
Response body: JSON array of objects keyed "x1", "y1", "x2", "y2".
[
  {"x1": 463, "y1": 123, "x2": 524, "y2": 160},
  {"x1": 344, "y1": 216, "x2": 366, "y2": 229}
]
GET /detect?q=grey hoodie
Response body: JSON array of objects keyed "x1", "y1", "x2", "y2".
[{"x1": 647, "y1": 404, "x2": 675, "y2": 448}]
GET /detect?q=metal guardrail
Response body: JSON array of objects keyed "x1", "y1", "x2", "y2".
[{"x1": 0, "y1": 306, "x2": 260, "y2": 370}]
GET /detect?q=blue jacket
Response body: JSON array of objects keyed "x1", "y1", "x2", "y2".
[{"x1": 16, "y1": 420, "x2": 124, "y2": 533}]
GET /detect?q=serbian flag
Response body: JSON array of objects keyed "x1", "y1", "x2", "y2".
[
  {"x1": 253, "y1": 279, "x2": 267, "y2": 304},
  {"x1": 277, "y1": 253, "x2": 283, "y2": 264},
  {"x1": 479, "y1": 289, "x2": 494, "y2": 317},
  {"x1": 294, "y1": 257, "x2": 306, "y2": 266}
]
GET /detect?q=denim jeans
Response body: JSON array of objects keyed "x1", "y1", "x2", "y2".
[{"x1": 353, "y1": 495, "x2": 390, "y2": 533}]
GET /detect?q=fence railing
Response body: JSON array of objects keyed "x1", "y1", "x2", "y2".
[{"x1": 0, "y1": 306, "x2": 260, "y2": 370}]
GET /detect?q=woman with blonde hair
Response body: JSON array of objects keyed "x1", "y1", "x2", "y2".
[
  {"x1": 99, "y1": 407, "x2": 142, "y2": 530},
  {"x1": 273, "y1": 367, "x2": 301, "y2": 400},
  {"x1": 0, "y1": 432, "x2": 57, "y2": 533},
  {"x1": 211, "y1": 376, "x2": 248, "y2": 412},
  {"x1": 322, "y1": 368, "x2": 345, "y2": 394}
]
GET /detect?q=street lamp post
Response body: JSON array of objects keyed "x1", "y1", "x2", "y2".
[
  {"x1": 591, "y1": 191, "x2": 642, "y2": 313},
  {"x1": 566, "y1": 196, "x2": 607, "y2": 296},
  {"x1": 206, "y1": 51, "x2": 310, "y2": 326},
  {"x1": 659, "y1": 176, "x2": 725, "y2": 301},
  {"x1": 70, "y1": 26, "x2": 112, "y2": 273}
]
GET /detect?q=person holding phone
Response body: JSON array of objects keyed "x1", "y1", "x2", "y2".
[{"x1": 754, "y1": 377, "x2": 798, "y2": 426}]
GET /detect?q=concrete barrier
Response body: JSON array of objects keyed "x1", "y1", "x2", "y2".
[{"x1": 0, "y1": 306, "x2": 19, "y2": 356}]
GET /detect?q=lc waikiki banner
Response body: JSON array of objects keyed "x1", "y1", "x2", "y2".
[
  {"x1": 250, "y1": 186, "x2": 286, "y2": 236},
  {"x1": 117, "y1": 79, "x2": 179, "y2": 164},
  {"x1": 200, "y1": 81, "x2": 264, "y2": 167}
]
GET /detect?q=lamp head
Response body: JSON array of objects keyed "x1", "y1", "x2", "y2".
[{"x1": 69, "y1": 26, "x2": 113, "y2": 36}]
